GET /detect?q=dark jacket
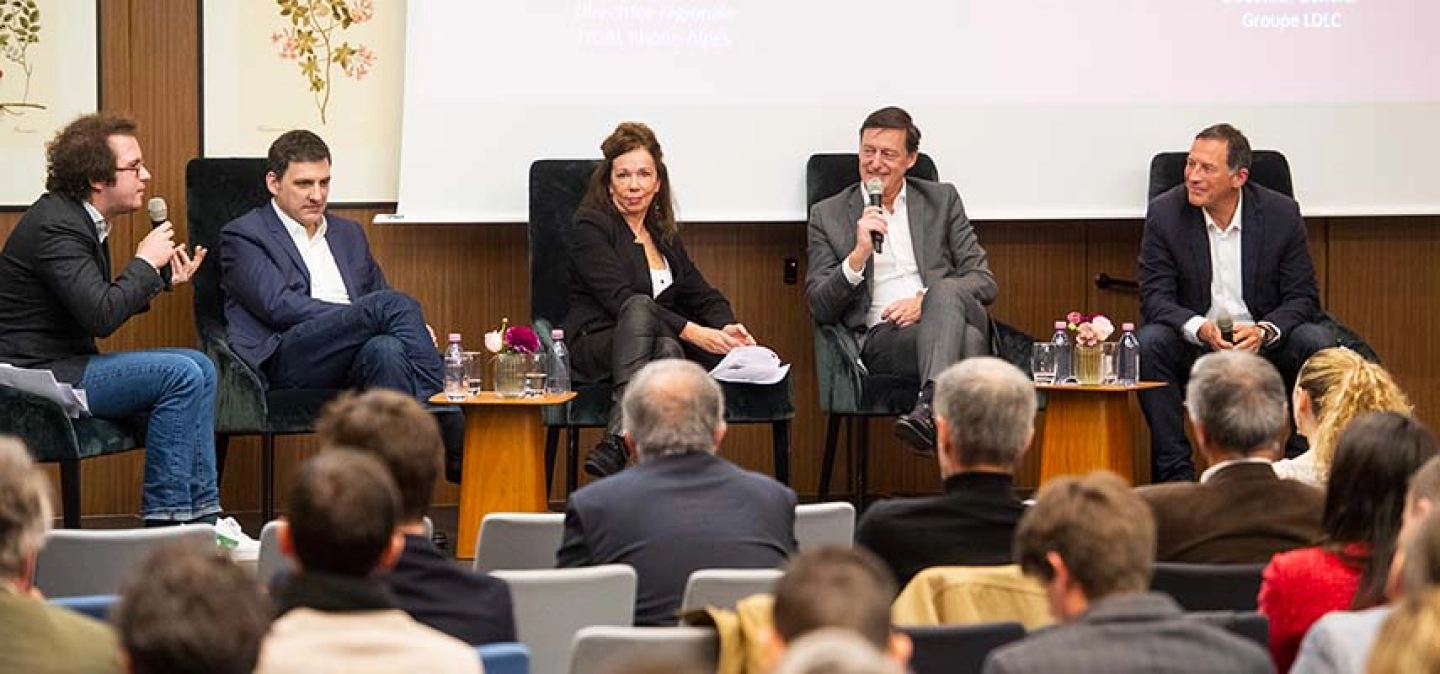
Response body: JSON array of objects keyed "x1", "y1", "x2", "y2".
[{"x1": 383, "y1": 534, "x2": 517, "y2": 646}]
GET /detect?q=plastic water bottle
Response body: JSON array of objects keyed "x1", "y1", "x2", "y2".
[
  {"x1": 1117, "y1": 322, "x2": 1141, "y2": 386},
  {"x1": 1052, "y1": 320, "x2": 1074, "y2": 384},
  {"x1": 443, "y1": 333, "x2": 466, "y2": 401},
  {"x1": 546, "y1": 329, "x2": 571, "y2": 394}
]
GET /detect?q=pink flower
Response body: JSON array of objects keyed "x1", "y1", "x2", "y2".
[
  {"x1": 348, "y1": 0, "x2": 375, "y2": 23},
  {"x1": 1090, "y1": 315, "x2": 1115, "y2": 341},
  {"x1": 505, "y1": 326, "x2": 541, "y2": 354},
  {"x1": 343, "y1": 45, "x2": 376, "y2": 80},
  {"x1": 1066, "y1": 311, "x2": 1084, "y2": 326},
  {"x1": 271, "y1": 29, "x2": 300, "y2": 60}
]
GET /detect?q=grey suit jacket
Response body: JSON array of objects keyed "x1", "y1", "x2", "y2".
[
  {"x1": 1291, "y1": 606, "x2": 1390, "y2": 674},
  {"x1": 982, "y1": 593, "x2": 1273, "y2": 674},
  {"x1": 805, "y1": 178, "x2": 996, "y2": 354}
]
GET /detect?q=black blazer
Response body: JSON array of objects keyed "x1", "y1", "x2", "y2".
[
  {"x1": 382, "y1": 534, "x2": 517, "y2": 646},
  {"x1": 0, "y1": 193, "x2": 165, "y2": 383},
  {"x1": 1138, "y1": 183, "x2": 1320, "y2": 334},
  {"x1": 563, "y1": 206, "x2": 734, "y2": 342}
]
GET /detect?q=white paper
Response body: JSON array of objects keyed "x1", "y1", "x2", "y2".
[
  {"x1": 0, "y1": 364, "x2": 91, "y2": 418},
  {"x1": 708, "y1": 346, "x2": 790, "y2": 385}
]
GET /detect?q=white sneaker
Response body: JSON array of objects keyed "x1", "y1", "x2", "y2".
[{"x1": 215, "y1": 516, "x2": 261, "y2": 562}]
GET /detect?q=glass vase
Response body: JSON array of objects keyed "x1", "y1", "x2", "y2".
[
  {"x1": 1074, "y1": 343, "x2": 1104, "y2": 386},
  {"x1": 492, "y1": 352, "x2": 527, "y2": 398}
]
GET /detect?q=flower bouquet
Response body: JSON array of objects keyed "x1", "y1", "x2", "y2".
[
  {"x1": 485, "y1": 318, "x2": 542, "y2": 397},
  {"x1": 1066, "y1": 312, "x2": 1114, "y2": 385}
]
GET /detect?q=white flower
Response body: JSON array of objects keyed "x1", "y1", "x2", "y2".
[
  {"x1": 1091, "y1": 315, "x2": 1115, "y2": 341},
  {"x1": 484, "y1": 330, "x2": 504, "y2": 354}
]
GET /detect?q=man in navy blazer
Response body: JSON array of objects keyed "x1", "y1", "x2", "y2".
[
  {"x1": 220, "y1": 130, "x2": 442, "y2": 404},
  {"x1": 1137, "y1": 123, "x2": 1329, "y2": 483}
]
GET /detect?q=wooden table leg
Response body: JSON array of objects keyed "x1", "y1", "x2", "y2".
[
  {"x1": 456, "y1": 405, "x2": 548, "y2": 560},
  {"x1": 1038, "y1": 389, "x2": 1137, "y2": 485}
]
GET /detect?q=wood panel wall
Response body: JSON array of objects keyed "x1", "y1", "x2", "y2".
[{"x1": 2, "y1": 0, "x2": 1436, "y2": 517}]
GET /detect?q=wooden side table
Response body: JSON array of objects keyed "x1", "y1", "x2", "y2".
[
  {"x1": 1034, "y1": 382, "x2": 1166, "y2": 485},
  {"x1": 430, "y1": 391, "x2": 576, "y2": 560}
]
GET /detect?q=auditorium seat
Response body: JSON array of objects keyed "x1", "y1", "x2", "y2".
[
  {"x1": 805, "y1": 154, "x2": 1037, "y2": 505},
  {"x1": 679, "y1": 568, "x2": 783, "y2": 614},
  {"x1": 794, "y1": 501, "x2": 856, "y2": 550},
  {"x1": 1150, "y1": 561, "x2": 1265, "y2": 612},
  {"x1": 473, "y1": 512, "x2": 565, "y2": 573},
  {"x1": 527, "y1": 159, "x2": 795, "y2": 496},
  {"x1": 900, "y1": 621, "x2": 1027, "y2": 674},
  {"x1": 494, "y1": 564, "x2": 637, "y2": 674},
  {"x1": 35, "y1": 525, "x2": 216, "y2": 598},
  {"x1": 569, "y1": 626, "x2": 719, "y2": 674}
]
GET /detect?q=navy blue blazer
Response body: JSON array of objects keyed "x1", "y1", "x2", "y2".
[
  {"x1": 1138, "y1": 183, "x2": 1320, "y2": 335},
  {"x1": 220, "y1": 204, "x2": 388, "y2": 370}
]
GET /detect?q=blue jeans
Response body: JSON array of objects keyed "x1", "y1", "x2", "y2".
[{"x1": 80, "y1": 348, "x2": 221, "y2": 521}]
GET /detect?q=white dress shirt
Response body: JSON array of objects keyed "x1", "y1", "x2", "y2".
[
  {"x1": 841, "y1": 183, "x2": 925, "y2": 327},
  {"x1": 1182, "y1": 192, "x2": 1253, "y2": 345},
  {"x1": 274, "y1": 201, "x2": 350, "y2": 305}
]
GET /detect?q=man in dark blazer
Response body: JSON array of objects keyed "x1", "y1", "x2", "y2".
[
  {"x1": 1138, "y1": 123, "x2": 1329, "y2": 482},
  {"x1": 982, "y1": 472, "x2": 1271, "y2": 674},
  {"x1": 220, "y1": 130, "x2": 441, "y2": 401},
  {"x1": 856, "y1": 357, "x2": 1031, "y2": 588},
  {"x1": 1136, "y1": 351, "x2": 1323, "y2": 563},
  {"x1": 807, "y1": 107, "x2": 997, "y2": 455},
  {"x1": 556, "y1": 359, "x2": 797, "y2": 626},
  {"x1": 0, "y1": 113, "x2": 221, "y2": 524}
]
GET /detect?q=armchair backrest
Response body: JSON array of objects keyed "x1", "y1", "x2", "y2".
[
  {"x1": 185, "y1": 158, "x2": 272, "y2": 339},
  {"x1": 805, "y1": 153, "x2": 939, "y2": 210},
  {"x1": 528, "y1": 159, "x2": 602, "y2": 329},
  {"x1": 1147, "y1": 150, "x2": 1294, "y2": 202}
]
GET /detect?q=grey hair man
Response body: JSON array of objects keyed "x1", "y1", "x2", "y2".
[
  {"x1": 1136, "y1": 350, "x2": 1324, "y2": 563},
  {"x1": 856, "y1": 357, "x2": 1034, "y2": 587},
  {"x1": 0, "y1": 436, "x2": 123, "y2": 673},
  {"x1": 558, "y1": 359, "x2": 798, "y2": 626}
]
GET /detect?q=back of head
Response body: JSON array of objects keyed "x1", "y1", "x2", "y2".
[
  {"x1": 859, "y1": 106, "x2": 920, "y2": 155},
  {"x1": 772, "y1": 547, "x2": 898, "y2": 650},
  {"x1": 266, "y1": 129, "x2": 331, "y2": 179},
  {"x1": 1409, "y1": 457, "x2": 1440, "y2": 512},
  {"x1": 1402, "y1": 510, "x2": 1440, "y2": 595},
  {"x1": 116, "y1": 544, "x2": 271, "y2": 674},
  {"x1": 286, "y1": 449, "x2": 402, "y2": 577},
  {"x1": 621, "y1": 359, "x2": 725, "y2": 461},
  {"x1": 0, "y1": 436, "x2": 51, "y2": 584},
  {"x1": 1324, "y1": 412, "x2": 1440, "y2": 607},
  {"x1": 1367, "y1": 587, "x2": 1440, "y2": 674},
  {"x1": 1185, "y1": 351, "x2": 1288, "y2": 457},
  {"x1": 1015, "y1": 471, "x2": 1155, "y2": 600},
  {"x1": 773, "y1": 629, "x2": 904, "y2": 674},
  {"x1": 934, "y1": 357, "x2": 1035, "y2": 469},
  {"x1": 317, "y1": 390, "x2": 442, "y2": 523},
  {"x1": 45, "y1": 113, "x2": 139, "y2": 202},
  {"x1": 1296, "y1": 347, "x2": 1411, "y2": 477}
]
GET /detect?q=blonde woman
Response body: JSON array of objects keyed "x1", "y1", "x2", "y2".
[{"x1": 1273, "y1": 348, "x2": 1411, "y2": 486}]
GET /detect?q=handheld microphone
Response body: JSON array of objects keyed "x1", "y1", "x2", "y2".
[
  {"x1": 864, "y1": 178, "x2": 884, "y2": 254},
  {"x1": 1216, "y1": 311, "x2": 1234, "y2": 346},
  {"x1": 147, "y1": 197, "x2": 174, "y2": 290}
]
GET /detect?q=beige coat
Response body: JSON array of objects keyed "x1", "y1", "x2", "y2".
[{"x1": 256, "y1": 608, "x2": 482, "y2": 674}]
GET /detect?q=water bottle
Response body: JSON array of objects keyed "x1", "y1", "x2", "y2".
[
  {"x1": 546, "y1": 329, "x2": 571, "y2": 394},
  {"x1": 1117, "y1": 322, "x2": 1141, "y2": 386},
  {"x1": 443, "y1": 333, "x2": 466, "y2": 401},
  {"x1": 1052, "y1": 320, "x2": 1074, "y2": 384}
]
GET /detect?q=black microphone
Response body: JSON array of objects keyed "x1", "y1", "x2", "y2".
[
  {"x1": 1216, "y1": 311, "x2": 1234, "y2": 346},
  {"x1": 864, "y1": 178, "x2": 884, "y2": 254},
  {"x1": 147, "y1": 197, "x2": 174, "y2": 290}
]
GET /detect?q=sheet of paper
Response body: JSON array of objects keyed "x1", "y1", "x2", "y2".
[
  {"x1": 0, "y1": 364, "x2": 91, "y2": 418},
  {"x1": 708, "y1": 345, "x2": 790, "y2": 385}
]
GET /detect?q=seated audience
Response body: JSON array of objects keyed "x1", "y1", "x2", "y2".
[
  {"x1": 557, "y1": 359, "x2": 796, "y2": 626},
  {"x1": 1259, "y1": 412, "x2": 1439, "y2": 671},
  {"x1": 1272, "y1": 347, "x2": 1411, "y2": 486},
  {"x1": 0, "y1": 437, "x2": 122, "y2": 673},
  {"x1": 256, "y1": 450, "x2": 479, "y2": 674},
  {"x1": 1136, "y1": 351, "x2": 1324, "y2": 563},
  {"x1": 982, "y1": 471, "x2": 1270, "y2": 674},
  {"x1": 856, "y1": 357, "x2": 1031, "y2": 587},
  {"x1": 565, "y1": 122, "x2": 759, "y2": 477},
  {"x1": 1290, "y1": 455, "x2": 1440, "y2": 674},
  {"x1": 767, "y1": 547, "x2": 912, "y2": 670},
  {"x1": 1365, "y1": 587, "x2": 1440, "y2": 674},
  {"x1": 115, "y1": 544, "x2": 270, "y2": 674},
  {"x1": 315, "y1": 389, "x2": 515, "y2": 645},
  {"x1": 773, "y1": 629, "x2": 904, "y2": 674}
]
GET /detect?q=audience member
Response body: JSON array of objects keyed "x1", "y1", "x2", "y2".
[
  {"x1": 856, "y1": 357, "x2": 1031, "y2": 587},
  {"x1": 0, "y1": 436, "x2": 123, "y2": 673},
  {"x1": 773, "y1": 628, "x2": 904, "y2": 674},
  {"x1": 982, "y1": 471, "x2": 1270, "y2": 674},
  {"x1": 1364, "y1": 587, "x2": 1440, "y2": 674},
  {"x1": 1135, "y1": 351, "x2": 1323, "y2": 563},
  {"x1": 1289, "y1": 456, "x2": 1440, "y2": 674},
  {"x1": 316, "y1": 389, "x2": 515, "y2": 645},
  {"x1": 1137, "y1": 122, "x2": 1327, "y2": 482},
  {"x1": 1272, "y1": 347, "x2": 1411, "y2": 486},
  {"x1": 767, "y1": 547, "x2": 911, "y2": 669},
  {"x1": 115, "y1": 544, "x2": 270, "y2": 674},
  {"x1": 0, "y1": 113, "x2": 221, "y2": 525},
  {"x1": 256, "y1": 450, "x2": 479, "y2": 674},
  {"x1": 1259, "y1": 412, "x2": 1439, "y2": 671},
  {"x1": 806, "y1": 106, "x2": 997, "y2": 454},
  {"x1": 557, "y1": 359, "x2": 796, "y2": 626}
]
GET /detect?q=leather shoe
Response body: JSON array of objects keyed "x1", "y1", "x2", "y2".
[
  {"x1": 584, "y1": 434, "x2": 629, "y2": 478},
  {"x1": 895, "y1": 402, "x2": 937, "y2": 456}
]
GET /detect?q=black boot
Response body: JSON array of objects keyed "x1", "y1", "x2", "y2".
[
  {"x1": 895, "y1": 381, "x2": 938, "y2": 456},
  {"x1": 584, "y1": 433, "x2": 629, "y2": 478}
]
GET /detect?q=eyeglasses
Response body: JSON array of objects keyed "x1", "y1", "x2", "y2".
[{"x1": 115, "y1": 160, "x2": 147, "y2": 173}]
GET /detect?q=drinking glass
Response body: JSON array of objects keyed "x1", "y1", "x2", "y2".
[
  {"x1": 463, "y1": 351, "x2": 484, "y2": 395},
  {"x1": 522, "y1": 353, "x2": 548, "y2": 397},
  {"x1": 1032, "y1": 343, "x2": 1058, "y2": 385},
  {"x1": 1101, "y1": 342, "x2": 1118, "y2": 385}
]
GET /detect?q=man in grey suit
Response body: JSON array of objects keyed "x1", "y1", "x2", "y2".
[
  {"x1": 982, "y1": 471, "x2": 1271, "y2": 674},
  {"x1": 806, "y1": 106, "x2": 997, "y2": 454},
  {"x1": 556, "y1": 359, "x2": 797, "y2": 626}
]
